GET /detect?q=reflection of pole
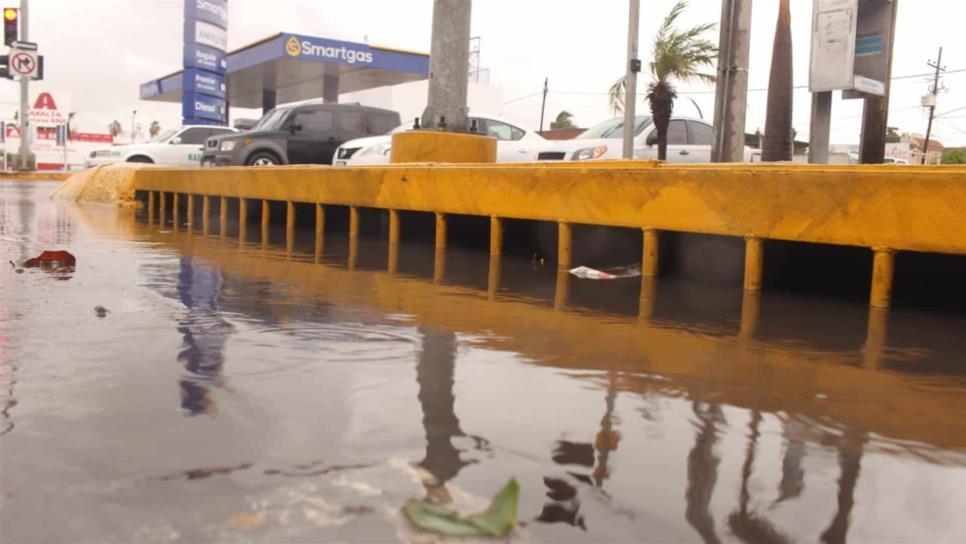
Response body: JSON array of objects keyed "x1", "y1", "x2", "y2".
[
  {"x1": 728, "y1": 411, "x2": 791, "y2": 544},
  {"x1": 592, "y1": 372, "x2": 620, "y2": 487},
  {"x1": 621, "y1": 0, "x2": 640, "y2": 159},
  {"x1": 820, "y1": 431, "x2": 865, "y2": 544},
  {"x1": 685, "y1": 402, "x2": 723, "y2": 544}
]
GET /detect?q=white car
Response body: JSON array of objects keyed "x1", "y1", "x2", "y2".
[
  {"x1": 86, "y1": 125, "x2": 237, "y2": 168},
  {"x1": 537, "y1": 115, "x2": 752, "y2": 162},
  {"x1": 333, "y1": 115, "x2": 546, "y2": 165}
]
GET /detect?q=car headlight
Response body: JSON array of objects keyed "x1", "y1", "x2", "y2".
[
  {"x1": 571, "y1": 146, "x2": 608, "y2": 161},
  {"x1": 219, "y1": 140, "x2": 236, "y2": 152},
  {"x1": 358, "y1": 142, "x2": 392, "y2": 157}
]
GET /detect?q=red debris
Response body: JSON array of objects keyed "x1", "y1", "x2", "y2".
[{"x1": 23, "y1": 250, "x2": 76, "y2": 268}]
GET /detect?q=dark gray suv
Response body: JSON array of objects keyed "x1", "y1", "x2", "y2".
[{"x1": 202, "y1": 102, "x2": 400, "y2": 166}]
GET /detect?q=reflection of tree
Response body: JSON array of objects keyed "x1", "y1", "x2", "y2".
[
  {"x1": 776, "y1": 419, "x2": 806, "y2": 503},
  {"x1": 728, "y1": 411, "x2": 792, "y2": 544},
  {"x1": 415, "y1": 325, "x2": 486, "y2": 503},
  {"x1": 820, "y1": 431, "x2": 865, "y2": 544},
  {"x1": 176, "y1": 257, "x2": 233, "y2": 415},
  {"x1": 685, "y1": 402, "x2": 723, "y2": 544}
]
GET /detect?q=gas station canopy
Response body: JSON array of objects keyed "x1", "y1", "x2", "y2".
[{"x1": 140, "y1": 32, "x2": 429, "y2": 112}]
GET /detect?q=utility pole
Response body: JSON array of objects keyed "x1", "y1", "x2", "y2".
[
  {"x1": 421, "y1": 0, "x2": 472, "y2": 132},
  {"x1": 621, "y1": 0, "x2": 640, "y2": 159},
  {"x1": 17, "y1": 0, "x2": 28, "y2": 170},
  {"x1": 539, "y1": 77, "x2": 548, "y2": 134},
  {"x1": 711, "y1": 0, "x2": 752, "y2": 163},
  {"x1": 921, "y1": 47, "x2": 944, "y2": 165},
  {"x1": 858, "y1": 0, "x2": 899, "y2": 164}
]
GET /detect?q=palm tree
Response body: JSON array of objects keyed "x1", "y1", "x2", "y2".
[
  {"x1": 108, "y1": 120, "x2": 123, "y2": 138},
  {"x1": 761, "y1": 0, "x2": 793, "y2": 161},
  {"x1": 646, "y1": 1, "x2": 717, "y2": 161},
  {"x1": 550, "y1": 111, "x2": 575, "y2": 130},
  {"x1": 608, "y1": 2, "x2": 717, "y2": 160},
  {"x1": 149, "y1": 120, "x2": 161, "y2": 138}
]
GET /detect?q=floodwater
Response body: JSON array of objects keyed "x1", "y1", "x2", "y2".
[{"x1": 2, "y1": 180, "x2": 966, "y2": 544}]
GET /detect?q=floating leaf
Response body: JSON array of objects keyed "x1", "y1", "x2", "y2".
[{"x1": 404, "y1": 478, "x2": 519, "y2": 537}]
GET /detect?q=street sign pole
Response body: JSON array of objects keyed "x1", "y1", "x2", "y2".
[{"x1": 17, "y1": 0, "x2": 28, "y2": 170}]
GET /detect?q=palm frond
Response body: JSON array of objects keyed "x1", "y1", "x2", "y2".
[{"x1": 608, "y1": 77, "x2": 626, "y2": 115}]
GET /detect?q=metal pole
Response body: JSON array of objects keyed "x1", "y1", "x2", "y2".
[
  {"x1": 539, "y1": 77, "x2": 548, "y2": 134},
  {"x1": 17, "y1": 0, "x2": 28, "y2": 170},
  {"x1": 131, "y1": 110, "x2": 137, "y2": 144},
  {"x1": 621, "y1": 0, "x2": 640, "y2": 159},
  {"x1": 922, "y1": 47, "x2": 943, "y2": 165},
  {"x1": 808, "y1": 91, "x2": 832, "y2": 163},
  {"x1": 711, "y1": 0, "x2": 752, "y2": 163}
]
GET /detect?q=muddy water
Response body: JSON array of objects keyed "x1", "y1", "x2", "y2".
[{"x1": 2, "y1": 179, "x2": 966, "y2": 543}]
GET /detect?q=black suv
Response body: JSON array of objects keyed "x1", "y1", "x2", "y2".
[{"x1": 202, "y1": 102, "x2": 400, "y2": 166}]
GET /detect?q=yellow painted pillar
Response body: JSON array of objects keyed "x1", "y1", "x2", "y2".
[
  {"x1": 490, "y1": 216, "x2": 503, "y2": 256},
  {"x1": 433, "y1": 247, "x2": 446, "y2": 284},
  {"x1": 261, "y1": 199, "x2": 271, "y2": 245},
  {"x1": 348, "y1": 236, "x2": 358, "y2": 270},
  {"x1": 388, "y1": 209, "x2": 400, "y2": 243},
  {"x1": 554, "y1": 266, "x2": 570, "y2": 310},
  {"x1": 743, "y1": 236, "x2": 764, "y2": 291},
  {"x1": 159, "y1": 192, "x2": 167, "y2": 227},
  {"x1": 238, "y1": 197, "x2": 248, "y2": 243},
  {"x1": 314, "y1": 203, "x2": 325, "y2": 263},
  {"x1": 863, "y1": 306, "x2": 889, "y2": 370},
  {"x1": 643, "y1": 228, "x2": 659, "y2": 277},
  {"x1": 638, "y1": 275, "x2": 656, "y2": 322},
  {"x1": 219, "y1": 196, "x2": 227, "y2": 238},
  {"x1": 202, "y1": 195, "x2": 210, "y2": 235},
  {"x1": 435, "y1": 212, "x2": 447, "y2": 249},
  {"x1": 285, "y1": 201, "x2": 295, "y2": 257},
  {"x1": 870, "y1": 248, "x2": 895, "y2": 308},
  {"x1": 186, "y1": 194, "x2": 195, "y2": 228},
  {"x1": 388, "y1": 241, "x2": 399, "y2": 275},
  {"x1": 487, "y1": 255, "x2": 502, "y2": 301},
  {"x1": 171, "y1": 193, "x2": 179, "y2": 230},
  {"x1": 147, "y1": 191, "x2": 155, "y2": 224},
  {"x1": 350, "y1": 206, "x2": 360, "y2": 239},
  {"x1": 557, "y1": 222, "x2": 572, "y2": 269},
  {"x1": 739, "y1": 290, "x2": 761, "y2": 341}
]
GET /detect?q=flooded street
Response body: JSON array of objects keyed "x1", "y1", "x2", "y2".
[{"x1": 3, "y1": 179, "x2": 966, "y2": 543}]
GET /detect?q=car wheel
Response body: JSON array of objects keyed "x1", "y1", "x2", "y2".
[
  {"x1": 247, "y1": 152, "x2": 279, "y2": 166},
  {"x1": 127, "y1": 156, "x2": 153, "y2": 163}
]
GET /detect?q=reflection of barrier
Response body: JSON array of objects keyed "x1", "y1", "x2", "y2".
[{"x1": 124, "y1": 161, "x2": 966, "y2": 307}]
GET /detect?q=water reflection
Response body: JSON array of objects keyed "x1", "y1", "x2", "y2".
[
  {"x1": 686, "y1": 402, "x2": 724, "y2": 544},
  {"x1": 727, "y1": 411, "x2": 791, "y2": 544},
  {"x1": 820, "y1": 431, "x2": 865, "y2": 544},
  {"x1": 176, "y1": 257, "x2": 233, "y2": 415}
]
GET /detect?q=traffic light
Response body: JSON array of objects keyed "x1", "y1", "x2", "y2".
[{"x1": 3, "y1": 7, "x2": 17, "y2": 46}]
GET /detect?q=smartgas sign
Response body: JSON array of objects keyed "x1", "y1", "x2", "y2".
[
  {"x1": 281, "y1": 34, "x2": 429, "y2": 75},
  {"x1": 182, "y1": 0, "x2": 228, "y2": 125}
]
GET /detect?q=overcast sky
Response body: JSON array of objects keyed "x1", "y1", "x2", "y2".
[{"x1": 3, "y1": 0, "x2": 964, "y2": 146}]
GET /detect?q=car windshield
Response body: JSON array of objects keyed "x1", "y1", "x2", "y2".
[
  {"x1": 151, "y1": 129, "x2": 179, "y2": 143},
  {"x1": 578, "y1": 116, "x2": 652, "y2": 139},
  {"x1": 252, "y1": 108, "x2": 291, "y2": 131}
]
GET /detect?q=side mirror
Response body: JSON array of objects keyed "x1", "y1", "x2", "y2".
[
  {"x1": 170, "y1": 136, "x2": 182, "y2": 144},
  {"x1": 289, "y1": 123, "x2": 303, "y2": 134}
]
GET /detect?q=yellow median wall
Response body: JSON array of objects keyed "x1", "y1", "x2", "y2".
[{"x1": 132, "y1": 162, "x2": 966, "y2": 255}]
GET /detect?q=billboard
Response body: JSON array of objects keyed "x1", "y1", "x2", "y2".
[{"x1": 182, "y1": 0, "x2": 227, "y2": 125}]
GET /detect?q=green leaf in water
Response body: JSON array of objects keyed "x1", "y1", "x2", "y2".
[{"x1": 404, "y1": 478, "x2": 520, "y2": 537}]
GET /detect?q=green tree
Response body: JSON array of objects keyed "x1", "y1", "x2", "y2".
[
  {"x1": 762, "y1": 0, "x2": 793, "y2": 161},
  {"x1": 942, "y1": 148, "x2": 966, "y2": 164},
  {"x1": 550, "y1": 111, "x2": 575, "y2": 130},
  {"x1": 885, "y1": 126, "x2": 901, "y2": 143},
  {"x1": 108, "y1": 120, "x2": 123, "y2": 138}
]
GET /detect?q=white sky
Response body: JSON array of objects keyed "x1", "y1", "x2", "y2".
[{"x1": 3, "y1": 0, "x2": 964, "y2": 146}]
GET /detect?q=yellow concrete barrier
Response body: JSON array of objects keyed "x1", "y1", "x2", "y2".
[
  {"x1": 391, "y1": 130, "x2": 496, "y2": 163},
  {"x1": 3, "y1": 171, "x2": 72, "y2": 181}
]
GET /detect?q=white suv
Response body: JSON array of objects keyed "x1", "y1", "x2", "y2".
[{"x1": 86, "y1": 125, "x2": 237, "y2": 168}]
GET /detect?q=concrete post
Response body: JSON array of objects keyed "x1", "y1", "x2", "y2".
[
  {"x1": 809, "y1": 91, "x2": 832, "y2": 163},
  {"x1": 621, "y1": 0, "x2": 640, "y2": 159},
  {"x1": 711, "y1": 0, "x2": 753, "y2": 163},
  {"x1": 421, "y1": 0, "x2": 472, "y2": 132}
]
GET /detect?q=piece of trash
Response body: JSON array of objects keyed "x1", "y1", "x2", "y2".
[
  {"x1": 94, "y1": 306, "x2": 109, "y2": 318},
  {"x1": 23, "y1": 250, "x2": 76, "y2": 268},
  {"x1": 569, "y1": 264, "x2": 641, "y2": 280},
  {"x1": 226, "y1": 512, "x2": 265, "y2": 530},
  {"x1": 404, "y1": 478, "x2": 519, "y2": 537}
]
